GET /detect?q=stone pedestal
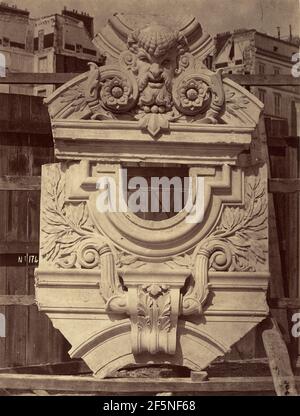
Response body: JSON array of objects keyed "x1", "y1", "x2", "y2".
[{"x1": 35, "y1": 14, "x2": 269, "y2": 378}]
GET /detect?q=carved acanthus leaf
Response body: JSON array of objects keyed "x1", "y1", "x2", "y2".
[
  {"x1": 207, "y1": 176, "x2": 268, "y2": 271},
  {"x1": 41, "y1": 165, "x2": 104, "y2": 268},
  {"x1": 61, "y1": 85, "x2": 88, "y2": 113},
  {"x1": 166, "y1": 253, "x2": 192, "y2": 269},
  {"x1": 116, "y1": 251, "x2": 145, "y2": 269},
  {"x1": 224, "y1": 88, "x2": 251, "y2": 124},
  {"x1": 225, "y1": 90, "x2": 249, "y2": 110},
  {"x1": 137, "y1": 285, "x2": 171, "y2": 334}
]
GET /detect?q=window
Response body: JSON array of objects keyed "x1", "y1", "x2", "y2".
[
  {"x1": 34, "y1": 37, "x2": 38, "y2": 51},
  {"x1": 204, "y1": 55, "x2": 213, "y2": 69},
  {"x1": 0, "y1": 52, "x2": 5, "y2": 77},
  {"x1": 65, "y1": 43, "x2": 75, "y2": 51},
  {"x1": 83, "y1": 47, "x2": 97, "y2": 56},
  {"x1": 258, "y1": 63, "x2": 265, "y2": 74},
  {"x1": 76, "y1": 44, "x2": 82, "y2": 53},
  {"x1": 10, "y1": 41, "x2": 25, "y2": 49},
  {"x1": 229, "y1": 41, "x2": 235, "y2": 60},
  {"x1": 274, "y1": 93, "x2": 281, "y2": 116},
  {"x1": 37, "y1": 89, "x2": 47, "y2": 97},
  {"x1": 38, "y1": 30, "x2": 44, "y2": 50},
  {"x1": 258, "y1": 89, "x2": 266, "y2": 104},
  {"x1": 274, "y1": 67, "x2": 280, "y2": 75},
  {"x1": 215, "y1": 62, "x2": 228, "y2": 69},
  {"x1": 125, "y1": 166, "x2": 189, "y2": 221},
  {"x1": 3, "y1": 37, "x2": 9, "y2": 47},
  {"x1": 38, "y1": 56, "x2": 48, "y2": 73},
  {"x1": 44, "y1": 33, "x2": 54, "y2": 48}
]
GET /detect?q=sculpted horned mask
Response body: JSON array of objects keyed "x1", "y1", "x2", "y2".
[
  {"x1": 72, "y1": 21, "x2": 225, "y2": 136},
  {"x1": 126, "y1": 25, "x2": 188, "y2": 113}
]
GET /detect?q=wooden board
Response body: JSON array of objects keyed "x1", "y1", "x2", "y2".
[
  {"x1": 269, "y1": 178, "x2": 300, "y2": 193},
  {"x1": 0, "y1": 296, "x2": 35, "y2": 306},
  {"x1": 0, "y1": 176, "x2": 41, "y2": 191},
  {"x1": 0, "y1": 73, "x2": 299, "y2": 86},
  {"x1": 269, "y1": 298, "x2": 300, "y2": 309},
  {"x1": 0, "y1": 374, "x2": 299, "y2": 394},
  {"x1": 262, "y1": 318, "x2": 298, "y2": 395},
  {"x1": 0, "y1": 135, "x2": 8, "y2": 367},
  {"x1": 257, "y1": 118, "x2": 291, "y2": 343}
]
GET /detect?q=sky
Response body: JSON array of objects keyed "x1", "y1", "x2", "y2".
[{"x1": 11, "y1": 0, "x2": 300, "y2": 38}]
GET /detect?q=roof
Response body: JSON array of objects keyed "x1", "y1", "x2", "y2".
[
  {"x1": 214, "y1": 32, "x2": 231, "y2": 56},
  {"x1": 216, "y1": 28, "x2": 300, "y2": 47}
]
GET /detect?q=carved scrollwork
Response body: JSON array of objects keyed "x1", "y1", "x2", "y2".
[
  {"x1": 76, "y1": 239, "x2": 103, "y2": 269},
  {"x1": 100, "y1": 246, "x2": 127, "y2": 313},
  {"x1": 181, "y1": 248, "x2": 210, "y2": 316},
  {"x1": 41, "y1": 164, "x2": 127, "y2": 310},
  {"x1": 181, "y1": 174, "x2": 267, "y2": 315},
  {"x1": 176, "y1": 53, "x2": 195, "y2": 74},
  {"x1": 209, "y1": 243, "x2": 233, "y2": 271}
]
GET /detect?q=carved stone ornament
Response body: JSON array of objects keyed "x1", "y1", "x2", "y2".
[{"x1": 36, "y1": 14, "x2": 269, "y2": 378}]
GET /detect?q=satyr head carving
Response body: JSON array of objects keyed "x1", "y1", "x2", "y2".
[
  {"x1": 127, "y1": 24, "x2": 188, "y2": 113},
  {"x1": 62, "y1": 19, "x2": 225, "y2": 136}
]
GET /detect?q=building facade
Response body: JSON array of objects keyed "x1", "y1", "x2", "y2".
[
  {"x1": 213, "y1": 29, "x2": 300, "y2": 135},
  {"x1": 0, "y1": 3, "x2": 34, "y2": 95},
  {"x1": 0, "y1": 3, "x2": 103, "y2": 97}
]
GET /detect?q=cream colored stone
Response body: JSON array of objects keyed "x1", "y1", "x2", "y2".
[{"x1": 36, "y1": 14, "x2": 269, "y2": 378}]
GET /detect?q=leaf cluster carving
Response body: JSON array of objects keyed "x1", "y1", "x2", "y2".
[
  {"x1": 224, "y1": 88, "x2": 251, "y2": 124},
  {"x1": 206, "y1": 175, "x2": 268, "y2": 271},
  {"x1": 116, "y1": 251, "x2": 145, "y2": 269},
  {"x1": 41, "y1": 165, "x2": 104, "y2": 268},
  {"x1": 61, "y1": 85, "x2": 88, "y2": 113},
  {"x1": 137, "y1": 285, "x2": 171, "y2": 333},
  {"x1": 225, "y1": 90, "x2": 249, "y2": 110},
  {"x1": 166, "y1": 253, "x2": 192, "y2": 269}
]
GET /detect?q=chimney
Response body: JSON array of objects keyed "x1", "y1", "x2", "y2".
[
  {"x1": 62, "y1": 7, "x2": 94, "y2": 38},
  {"x1": 289, "y1": 24, "x2": 292, "y2": 42},
  {"x1": 277, "y1": 26, "x2": 281, "y2": 39}
]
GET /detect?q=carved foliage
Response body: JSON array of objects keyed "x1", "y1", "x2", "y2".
[
  {"x1": 224, "y1": 86, "x2": 251, "y2": 123},
  {"x1": 54, "y1": 24, "x2": 226, "y2": 136},
  {"x1": 137, "y1": 284, "x2": 171, "y2": 333},
  {"x1": 41, "y1": 165, "x2": 112, "y2": 270},
  {"x1": 207, "y1": 174, "x2": 268, "y2": 272}
]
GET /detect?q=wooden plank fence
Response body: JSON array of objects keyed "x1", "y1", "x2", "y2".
[{"x1": 0, "y1": 93, "x2": 70, "y2": 369}]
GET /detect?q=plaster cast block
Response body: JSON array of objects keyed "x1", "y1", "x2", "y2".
[{"x1": 35, "y1": 14, "x2": 269, "y2": 378}]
